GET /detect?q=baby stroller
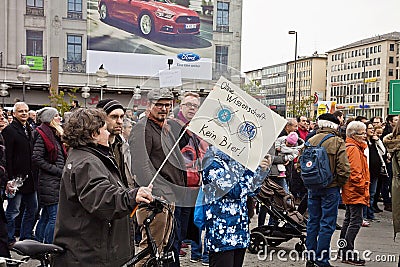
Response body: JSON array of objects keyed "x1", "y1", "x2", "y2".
[{"x1": 248, "y1": 178, "x2": 307, "y2": 254}]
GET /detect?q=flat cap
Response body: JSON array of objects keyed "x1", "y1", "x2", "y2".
[{"x1": 147, "y1": 88, "x2": 173, "y2": 101}]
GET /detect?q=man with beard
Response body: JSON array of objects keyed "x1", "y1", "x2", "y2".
[{"x1": 130, "y1": 88, "x2": 188, "y2": 266}]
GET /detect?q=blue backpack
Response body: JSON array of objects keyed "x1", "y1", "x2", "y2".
[{"x1": 300, "y1": 134, "x2": 335, "y2": 190}]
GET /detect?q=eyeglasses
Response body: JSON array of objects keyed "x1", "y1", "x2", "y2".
[
  {"x1": 355, "y1": 132, "x2": 367, "y2": 136},
  {"x1": 182, "y1": 103, "x2": 199, "y2": 109},
  {"x1": 152, "y1": 102, "x2": 172, "y2": 109},
  {"x1": 367, "y1": 127, "x2": 374, "y2": 130}
]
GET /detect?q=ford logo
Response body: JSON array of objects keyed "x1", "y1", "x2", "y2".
[{"x1": 177, "y1": 52, "x2": 200, "y2": 62}]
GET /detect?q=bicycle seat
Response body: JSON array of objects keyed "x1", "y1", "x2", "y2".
[{"x1": 12, "y1": 239, "x2": 64, "y2": 258}]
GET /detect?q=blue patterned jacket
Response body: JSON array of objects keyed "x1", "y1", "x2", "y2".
[{"x1": 202, "y1": 146, "x2": 269, "y2": 252}]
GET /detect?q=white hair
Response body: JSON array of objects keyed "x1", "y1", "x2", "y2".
[
  {"x1": 13, "y1": 102, "x2": 29, "y2": 113},
  {"x1": 346, "y1": 121, "x2": 366, "y2": 137},
  {"x1": 318, "y1": 119, "x2": 338, "y2": 130}
]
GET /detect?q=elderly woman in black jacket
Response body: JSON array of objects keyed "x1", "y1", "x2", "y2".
[
  {"x1": 52, "y1": 108, "x2": 153, "y2": 267},
  {"x1": 32, "y1": 107, "x2": 66, "y2": 244}
]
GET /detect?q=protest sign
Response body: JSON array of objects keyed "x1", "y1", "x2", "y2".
[
  {"x1": 317, "y1": 101, "x2": 337, "y2": 117},
  {"x1": 187, "y1": 76, "x2": 287, "y2": 172}
]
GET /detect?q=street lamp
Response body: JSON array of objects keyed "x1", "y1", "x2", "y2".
[
  {"x1": 289, "y1": 31, "x2": 298, "y2": 116},
  {"x1": 362, "y1": 57, "x2": 372, "y2": 117},
  {"x1": 0, "y1": 83, "x2": 9, "y2": 107},
  {"x1": 96, "y1": 64, "x2": 108, "y2": 100},
  {"x1": 81, "y1": 85, "x2": 90, "y2": 108},
  {"x1": 17, "y1": 65, "x2": 31, "y2": 102}
]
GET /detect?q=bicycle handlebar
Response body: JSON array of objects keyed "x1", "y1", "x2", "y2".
[{"x1": 131, "y1": 195, "x2": 171, "y2": 218}]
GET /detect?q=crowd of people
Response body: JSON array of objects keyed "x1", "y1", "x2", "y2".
[
  {"x1": 0, "y1": 93, "x2": 397, "y2": 267},
  {"x1": 262, "y1": 112, "x2": 397, "y2": 267}
]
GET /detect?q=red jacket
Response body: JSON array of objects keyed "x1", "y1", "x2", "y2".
[{"x1": 342, "y1": 137, "x2": 370, "y2": 206}]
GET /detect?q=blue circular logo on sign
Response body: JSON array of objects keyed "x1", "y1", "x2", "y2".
[{"x1": 237, "y1": 121, "x2": 257, "y2": 142}]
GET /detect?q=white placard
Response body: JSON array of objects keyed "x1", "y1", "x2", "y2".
[
  {"x1": 187, "y1": 76, "x2": 287, "y2": 172},
  {"x1": 159, "y1": 69, "x2": 182, "y2": 88}
]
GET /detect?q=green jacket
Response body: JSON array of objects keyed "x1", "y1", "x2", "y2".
[{"x1": 306, "y1": 127, "x2": 350, "y2": 188}]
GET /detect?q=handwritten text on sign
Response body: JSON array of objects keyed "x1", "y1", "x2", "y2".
[{"x1": 188, "y1": 76, "x2": 286, "y2": 172}]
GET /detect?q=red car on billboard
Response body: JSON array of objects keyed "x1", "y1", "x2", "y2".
[{"x1": 98, "y1": 0, "x2": 201, "y2": 36}]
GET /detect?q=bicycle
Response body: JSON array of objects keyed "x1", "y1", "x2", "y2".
[
  {"x1": 9, "y1": 239, "x2": 64, "y2": 267},
  {"x1": 8, "y1": 197, "x2": 175, "y2": 267},
  {"x1": 124, "y1": 196, "x2": 176, "y2": 267}
]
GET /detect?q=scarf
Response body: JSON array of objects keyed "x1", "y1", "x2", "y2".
[
  {"x1": 177, "y1": 111, "x2": 189, "y2": 124},
  {"x1": 36, "y1": 123, "x2": 67, "y2": 163}
]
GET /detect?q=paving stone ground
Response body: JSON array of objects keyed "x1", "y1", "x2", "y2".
[{"x1": 10, "y1": 203, "x2": 400, "y2": 266}]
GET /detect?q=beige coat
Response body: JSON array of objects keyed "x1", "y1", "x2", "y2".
[{"x1": 383, "y1": 133, "x2": 400, "y2": 239}]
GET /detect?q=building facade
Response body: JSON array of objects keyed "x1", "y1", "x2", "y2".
[
  {"x1": 260, "y1": 63, "x2": 286, "y2": 117},
  {"x1": 326, "y1": 32, "x2": 400, "y2": 119},
  {"x1": 245, "y1": 54, "x2": 326, "y2": 119},
  {"x1": 0, "y1": 0, "x2": 243, "y2": 109},
  {"x1": 286, "y1": 53, "x2": 327, "y2": 118}
]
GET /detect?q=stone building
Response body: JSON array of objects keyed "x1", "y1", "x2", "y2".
[
  {"x1": 326, "y1": 32, "x2": 400, "y2": 118},
  {"x1": 0, "y1": 0, "x2": 243, "y2": 109}
]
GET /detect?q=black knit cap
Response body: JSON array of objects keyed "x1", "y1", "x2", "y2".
[
  {"x1": 96, "y1": 99, "x2": 125, "y2": 114},
  {"x1": 318, "y1": 113, "x2": 340, "y2": 125}
]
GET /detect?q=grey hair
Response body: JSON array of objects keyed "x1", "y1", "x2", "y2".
[
  {"x1": 318, "y1": 119, "x2": 338, "y2": 130},
  {"x1": 122, "y1": 118, "x2": 133, "y2": 129},
  {"x1": 13, "y1": 102, "x2": 29, "y2": 113},
  {"x1": 346, "y1": 121, "x2": 366, "y2": 137},
  {"x1": 287, "y1": 118, "x2": 297, "y2": 126}
]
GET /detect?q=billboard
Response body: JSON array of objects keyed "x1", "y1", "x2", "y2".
[{"x1": 87, "y1": 0, "x2": 213, "y2": 79}]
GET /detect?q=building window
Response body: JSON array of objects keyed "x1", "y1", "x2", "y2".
[
  {"x1": 215, "y1": 46, "x2": 228, "y2": 72},
  {"x1": 389, "y1": 56, "x2": 394, "y2": 63},
  {"x1": 68, "y1": 0, "x2": 82, "y2": 12},
  {"x1": 67, "y1": 35, "x2": 82, "y2": 63},
  {"x1": 68, "y1": 0, "x2": 82, "y2": 19},
  {"x1": 389, "y1": 69, "x2": 394, "y2": 76},
  {"x1": 26, "y1": 0, "x2": 44, "y2": 16},
  {"x1": 216, "y1": 2, "x2": 229, "y2": 32},
  {"x1": 27, "y1": 0, "x2": 43, "y2": 7},
  {"x1": 26, "y1": 31, "x2": 43, "y2": 56},
  {"x1": 390, "y1": 44, "x2": 395, "y2": 51}
]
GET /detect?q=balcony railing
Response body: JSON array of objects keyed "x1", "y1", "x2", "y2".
[
  {"x1": 67, "y1": 11, "x2": 83, "y2": 20},
  {"x1": 26, "y1": 6, "x2": 44, "y2": 16},
  {"x1": 21, "y1": 54, "x2": 47, "y2": 71},
  {"x1": 216, "y1": 25, "x2": 230, "y2": 32},
  {"x1": 63, "y1": 59, "x2": 86, "y2": 73}
]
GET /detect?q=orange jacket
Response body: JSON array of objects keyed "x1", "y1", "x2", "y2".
[{"x1": 342, "y1": 137, "x2": 370, "y2": 206}]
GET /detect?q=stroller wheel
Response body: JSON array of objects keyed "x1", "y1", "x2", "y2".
[
  {"x1": 248, "y1": 232, "x2": 267, "y2": 254},
  {"x1": 295, "y1": 242, "x2": 306, "y2": 252}
]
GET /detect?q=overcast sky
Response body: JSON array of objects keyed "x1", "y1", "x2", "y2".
[{"x1": 241, "y1": 0, "x2": 400, "y2": 72}]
